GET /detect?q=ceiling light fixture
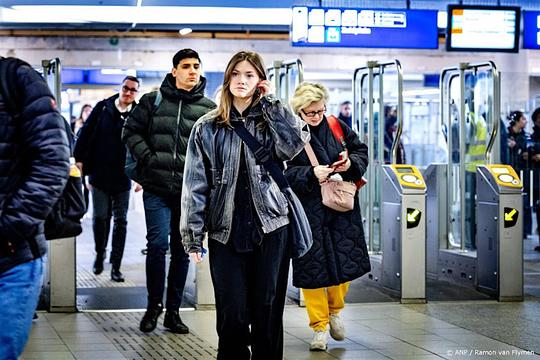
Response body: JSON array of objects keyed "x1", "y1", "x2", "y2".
[{"x1": 179, "y1": 28, "x2": 192, "y2": 36}]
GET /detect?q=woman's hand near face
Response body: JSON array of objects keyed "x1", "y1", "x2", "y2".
[
  {"x1": 314, "y1": 165, "x2": 334, "y2": 183},
  {"x1": 257, "y1": 80, "x2": 273, "y2": 96}
]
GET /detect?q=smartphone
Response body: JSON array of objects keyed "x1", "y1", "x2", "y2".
[
  {"x1": 331, "y1": 159, "x2": 346, "y2": 168},
  {"x1": 331, "y1": 153, "x2": 347, "y2": 168}
]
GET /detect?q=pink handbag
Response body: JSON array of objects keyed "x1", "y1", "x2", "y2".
[{"x1": 305, "y1": 143, "x2": 356, "y2": 212}]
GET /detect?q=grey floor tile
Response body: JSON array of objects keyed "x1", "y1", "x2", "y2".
[
  {"x1": 23, "y1": 344, "x2": 71, "y2": 352},
  {"x1": 376, "y1": 342, "x2": 434, "y2": 357},
  {"x1": 393, "y1": 334, "x2": 448, "y2": 342},
  {"x1": 387, "y1": 355, "x2": 444, "y2": 360},
  {"x1": 66, "y1": 342, "x2": 119, "y2": 352},
  {"x1": 325, "y1": 349, "x2": 391, "y2": 359},
  {"x1": 71, "y1": 350, "x2": 126, "y2": 359},
  {"x1": 283, "y1": 348, "x2": 338, "y2": 360},
  {"x1": 25, "y1": 338, "x2": 65, "y2": 346},
  {"x1": 20, "y1": 352, "x2": 76, "y2": 360}
]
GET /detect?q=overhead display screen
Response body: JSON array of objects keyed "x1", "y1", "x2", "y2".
[
  {"x1": 291, "y1": 6, "x2": 438, "y2": 49},
  {"x1": 523, "y1": 11, "x2": 540, "y2": 49},
  {"x1": 446, "y1": 5, "x2": 520, "y2": 52}
]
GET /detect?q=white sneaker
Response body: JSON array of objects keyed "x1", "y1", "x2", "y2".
[
  {"x1": 329, "y1": 314, "x2": 345, "y2": 341},
  {"x1": 309, "y1": 330, "x2": 328, "y2": 351}
]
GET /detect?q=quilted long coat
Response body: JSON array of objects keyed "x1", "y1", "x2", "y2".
[{"x1": 285, "y1": 116, "x2": 371, "y2": 289}]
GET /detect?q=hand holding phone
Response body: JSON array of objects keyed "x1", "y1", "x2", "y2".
[
  {"x1": 331, "y1": 151, "x2": 348, "y2": 168},
  {"x1": 331, "y1": 158, "x2": 347, "y2": 168}
]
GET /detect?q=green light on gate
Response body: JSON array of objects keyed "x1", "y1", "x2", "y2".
[{"x1": 406, "y1": 208, "x2": 421, "y2": 229}]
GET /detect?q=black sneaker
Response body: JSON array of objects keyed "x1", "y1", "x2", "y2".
[
  {"x1": 111, "y1": 269, "x2": 125, "y2": 282},
  {"x1": 140, "y1": 305, "x2": 163, "y2": 333},
  {"x1": 93, "y1": 257, "x2": 104, "y2": 275},
  {"x1": 164, "y1": 310, "x2": 189, "y2": 334}
]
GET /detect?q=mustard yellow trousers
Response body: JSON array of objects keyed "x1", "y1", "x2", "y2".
[{"x1": 301, "y1": 282, "x2": 350, "y2": 331}]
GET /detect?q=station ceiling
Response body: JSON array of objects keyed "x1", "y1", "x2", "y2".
[{"x1": 0, "y1": 0, "x2": 539, "y2": 32}]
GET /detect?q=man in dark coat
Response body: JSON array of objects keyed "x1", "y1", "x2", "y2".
[
  {"x1": 338, "y1": 100, "x2": 352, "y2": 128},
  {"x1": 0, "y1": 57, "x2": 70, "y2": 359},
  {"x1": 122, "y1": 49, "x2": 216, "y2": 334},
  {"x1": 74, "y1": 76, "x2": 139, "y2": 282}
]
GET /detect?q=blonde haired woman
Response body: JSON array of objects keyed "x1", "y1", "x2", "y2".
[
  {"x1": 286, "y1": 82, "x2": 370, "y2": 351},
  {"x1": 180, "y1": 51, "x2": 309, "y2": 359}
]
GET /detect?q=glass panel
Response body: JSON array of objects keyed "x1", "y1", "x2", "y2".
[
  {"x1": 448, "y1": 75, "x2": 462, "y2": 249},
  {"x1": 355, "y1": 72, "x2": 370, "y2": 250},
  {"x1": 371, "y1": 71, "x2": 382, "y2": 253}
]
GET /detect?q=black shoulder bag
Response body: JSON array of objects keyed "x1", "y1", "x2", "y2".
[{"x1": 231, "y1": 121, "x2": 312, "y2": 259}]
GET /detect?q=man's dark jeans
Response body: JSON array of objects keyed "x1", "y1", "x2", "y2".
[
  {"x1": 143, "y1": 191, "x2": 190, "y2": 310},
  {"x1": 92, "y1": 187, "x2": 130, "y2": 270}
]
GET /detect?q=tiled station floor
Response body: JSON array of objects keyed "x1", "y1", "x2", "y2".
[{"x1": 22, "y1": 192, "x2": 540, "y2": 359}]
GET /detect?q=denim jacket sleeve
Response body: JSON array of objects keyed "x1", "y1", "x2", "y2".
[
  {"x1": 180, "y1": 118, "x2": 210, "y2": 253},
  {"x1": 261, "y1": 95, "x2": 310, "y2": 161}
]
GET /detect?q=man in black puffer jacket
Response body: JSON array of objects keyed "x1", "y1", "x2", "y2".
[
  {"x1": 122, "y1": 49, "x2": 216, "y2": 334},
  {"x1": 0, "y1": 57, "x2": 70, "y2": 359}
]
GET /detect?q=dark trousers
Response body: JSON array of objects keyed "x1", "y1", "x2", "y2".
[
  {"x1": 209, "y1": 229, "x2": 289, "y2": 360},
  {"x1": 92, "y1": 187, "x2": 129, "y2": 270},
  {"x1": 143, "y1": 191, "x2": 189, "y2": 310}
]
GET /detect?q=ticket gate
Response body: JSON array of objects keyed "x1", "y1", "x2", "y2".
[
  {"x1": 476, "y1": 165, "x2": 523, "y2": 301},
  {"x1": 41, "y1": 58, "x2": 77, "y2": 312},
  {"x1": 381, "y1": 164, "x2": 426, "y2": 303}
]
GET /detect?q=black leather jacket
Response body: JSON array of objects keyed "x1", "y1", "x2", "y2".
[{"x1": 180, "y1": 95, "x2": 310, "y2": 253}]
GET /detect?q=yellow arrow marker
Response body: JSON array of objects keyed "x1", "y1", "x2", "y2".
[
  {"x1": 505, "y1": 208, "x2": 517, "y2": 221},
  {"x1": 407, "y1": 209, "x2": 420, "y2": 222}
]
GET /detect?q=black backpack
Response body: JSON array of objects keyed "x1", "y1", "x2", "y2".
[{"x1": 0, "y1": 57, "x2": 85, "y2": 240}]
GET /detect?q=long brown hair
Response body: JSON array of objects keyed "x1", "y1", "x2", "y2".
[{"x1": 215, "y1": 51, "x2": 267, "y2": 126}]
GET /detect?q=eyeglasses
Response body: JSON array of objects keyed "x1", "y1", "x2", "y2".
[
  {"x1": 122, "y1": 85, "x2": 139, "y2": 94},
  {"x1": 301, "y1": 106, "x2": 326, "y2": 118}
]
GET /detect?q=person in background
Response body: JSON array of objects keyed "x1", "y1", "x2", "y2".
[
  {"x1": 123, "y1": 49, "x2": 216, "y2": 334},
  {"x1": 528, "y1": 107, "x2": 540, "y2": 251},
  {"x1": 383, "y1": 105, "x2": 406, "y2": 164},
  {"x1": 73, "y1": 103, "x2": 93, "y2": 211},
  {"x1": 338, "y1": 100, "x2": 352, "y2": 128},
  {"x1": 180, "y1": 50, "x2": 309, "y2": 359},
  {"x1": 507, "y1": 110, "x2": 531, "y2": 237},
  {"x1": 0, "y1": 56, "x2": 70, "y2": 359},
  {"x1": 73, "y1": 103, "x2": 93, "y2": 135},
  {"x1": 74, "y1": 76, "x2": 139, "y2": 282},
  {"x1": 286, "y1": 82, "x2": 370, "y2": 352}
]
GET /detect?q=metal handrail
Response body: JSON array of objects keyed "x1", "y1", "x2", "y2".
[{"x1": 42, "y1": 58, "x2": 62, "y2": 108}]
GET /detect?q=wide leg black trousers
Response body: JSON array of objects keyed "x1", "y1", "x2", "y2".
[{"x1": 209, "y1": 229, "x2": 289, "y2": 360}]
